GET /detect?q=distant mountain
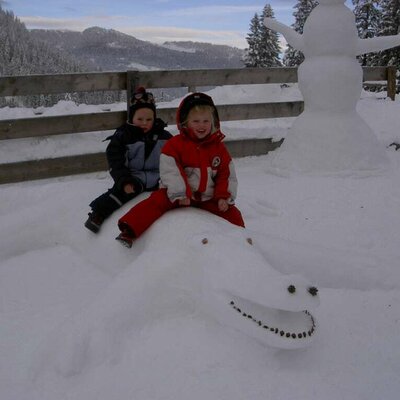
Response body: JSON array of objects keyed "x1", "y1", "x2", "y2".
[
  {"x1": 163, "y1": 40, "x2": 245, "y2": 63},
  {"x1": 0, "y1": 7, "x2": 246, "y2": 106},
  {"x1": 30, "y1": 26, "x2": 246, "y2": 71}
]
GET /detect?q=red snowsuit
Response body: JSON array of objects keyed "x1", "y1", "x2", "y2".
[{"x1": 118, "y1": 93, "x2": 245, "y2": 237}]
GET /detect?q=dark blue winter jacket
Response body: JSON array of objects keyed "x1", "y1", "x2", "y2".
[{"x1": 106, "y1": 118, "x2": 172, "y2": 191}]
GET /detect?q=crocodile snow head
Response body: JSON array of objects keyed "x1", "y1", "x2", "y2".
[
  {"x1": 184, "y1": 217, "x2": 320, "y2": 350},
  {"x1": 133, "y1": 207, "x2": 320, "y2": 350}
]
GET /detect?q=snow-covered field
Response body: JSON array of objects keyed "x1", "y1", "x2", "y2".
[{"x1": 1, "y1": 86, "x2": 400, "y2": 400}]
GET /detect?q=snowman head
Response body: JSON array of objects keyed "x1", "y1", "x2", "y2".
[{"x1": 318, "y1": 0, "x2": 345, "y2": 4}]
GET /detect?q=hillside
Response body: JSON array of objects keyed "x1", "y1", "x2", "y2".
[
  {"x1": 0, "y1": 6, "x2": 86, "y2": 76},
  {"x1": 30, "y1": 27, "x2": 246, "y2": 71},
  {"x1": 1, "y1": 4, "x2": 245, "y2": 77},
  {"x1": 1, "y1": 6, "x2": 246, "y2": 106}
]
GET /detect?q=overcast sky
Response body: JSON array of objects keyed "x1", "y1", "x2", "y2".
[{"x1": 3, "y1": 0, "x2": 353, "y2": 48}]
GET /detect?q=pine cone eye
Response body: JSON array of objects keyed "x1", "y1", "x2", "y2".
[
  {"x1": 308, "y1": 286, "x2": 318, "y2": 296},
  {"x1": 287, "y1": 285, "x2": 296, "y2": 294}
]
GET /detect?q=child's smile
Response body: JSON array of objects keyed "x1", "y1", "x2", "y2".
[{"x1": 186, "y1": 109, "x2": 213, "y2": 139}]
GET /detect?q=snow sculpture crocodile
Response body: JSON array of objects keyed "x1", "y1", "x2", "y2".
[{"x1": 39, "y1": 209, "x2": 319, "y2": 377}]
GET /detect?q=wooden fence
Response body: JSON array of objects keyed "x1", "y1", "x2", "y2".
[{"x1": 0, "y1": 66, "x2": 396, "y2": 184}]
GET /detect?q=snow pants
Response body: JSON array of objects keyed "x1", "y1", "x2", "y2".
[
  {"x1": 118, "y1": 188, "x2": 245, "y2": 237},
  {"x1": 89, "y1": 182, "x2": 144, "y2": 219}
]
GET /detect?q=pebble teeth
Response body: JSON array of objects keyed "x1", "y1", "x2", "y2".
[{"x1": 229, "y1": 301, "x2": 316, "y2": 340}]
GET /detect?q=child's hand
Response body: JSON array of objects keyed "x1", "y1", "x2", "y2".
[
  {"x1": 178, "y1": 198, "x2": 191, "y2": 206},
  {"x1": 218, "y1": 199, "x2": 229, "y2": 212},
  {"x1": 124, "y1": 183, "x2": 135, "y2": 194}
]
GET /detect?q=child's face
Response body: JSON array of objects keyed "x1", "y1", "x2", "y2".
[
  {"x1": 186, "y1": 109, "x2": 213, "y2": 140},
  {"x1": 132, "y1": 108, "x2": 154, "y2": 133}
]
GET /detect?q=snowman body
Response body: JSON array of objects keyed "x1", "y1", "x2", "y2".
[
  {"x1": 265, "y1": 0, "x2": 391, "y2": 173},
  {"x1": 300, "y1": 3, "x2": 361, "y2": 112}
]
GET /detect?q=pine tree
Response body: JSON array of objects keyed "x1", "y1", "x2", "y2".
[
  {"x1": 258, "y1": 4, "x2": 282, "y2": 67},
  {"x1": 0, "y1": 6, "x2": 124, "y2": 107},
  {"x1": 378, "y1": 0, "x2": 400, "y2": 67},
  {"x1": 352, "y1": 0, "x2": 382, "y2": 66},
  {"x1": 282, "y1": 0, "x2": 318, "y2": 66},
  {"x1": 245, "y1": 13, "x2": 262, "y2": 67},
  {"x1": 0, "y1": 6, "x2": 83, "y2": 76}
]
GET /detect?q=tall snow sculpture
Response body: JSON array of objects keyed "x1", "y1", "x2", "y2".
[{"x1": 264, "y1": 0, "x2": 400, "y2": 173}]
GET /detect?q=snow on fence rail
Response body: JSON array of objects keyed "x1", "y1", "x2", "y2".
[{"x1": 0, "y1": 66, "x2": 396, "y2": 184}]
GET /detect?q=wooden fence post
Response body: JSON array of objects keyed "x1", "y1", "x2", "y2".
[
  {"x1": 387, "y1": 66, "x2": 397, "y2": 101},
  {"x1": 126, "y1": 70, "x2": 140, "y2": 116}
]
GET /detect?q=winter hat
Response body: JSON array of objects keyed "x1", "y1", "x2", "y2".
[
  {"x1": 128, "y1": 86, "x2": 156, "y2": 122},
  {"x1": 176, "y1": 92, "x2": 220, "y2": 130}
]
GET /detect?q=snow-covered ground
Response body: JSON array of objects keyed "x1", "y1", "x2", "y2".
[{"x1": 1, "y1": 86, "x2": 400, "y2": 400}]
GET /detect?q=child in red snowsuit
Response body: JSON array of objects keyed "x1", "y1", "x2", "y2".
[{"x1": 116, "y1": 92, "x2": 245, "y2": 248}]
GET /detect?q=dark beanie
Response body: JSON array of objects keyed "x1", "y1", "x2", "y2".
[{"x1": 128, "y1": 86, "x2": 156, "y2": 122}]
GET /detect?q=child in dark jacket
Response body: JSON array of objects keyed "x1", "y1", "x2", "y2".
[
  {"x1": 115, "y1": 92, "x2": 245, "y2": 248},
  {"x1": 84, "y1": 87, "x2": 172, "y2": 233}
]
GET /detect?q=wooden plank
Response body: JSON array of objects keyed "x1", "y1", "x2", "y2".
[
  {"x1": 132, "y1": 68, "x2": 299, "y2": 89},
  {"x1": 362, "y1": 66, "x2": 388, "y2": 82},
  {"x1": 216, "y1": 101, "x2": 303, "y2": 121},
  {"x1": 1, "y1": 68, "x2": 299, "y2": 97},
  {"x1": 0, "y1": 102, "x2": 303, "y2": 140},
  {"x1": 157, "y1": 102, "x2": 303, "y2": 127},
  {"x1": 0, "y1": 72, "x2": 127, "y2": 96},
  {"x1": 0, "y1": 111, "x2": 126, "y2": 139},
  {"x1": 0, "y1": 138, "x2": 284, "y2": 184},
  {"x1": 0, "y1": 67, "x2": 389, "y2": 97},
  {"x1": 0, "y1": 152, "x2": 108, "y2": 184},
  {"x1": 225, "y1": 138, "x2": 284, "y2": 158}
]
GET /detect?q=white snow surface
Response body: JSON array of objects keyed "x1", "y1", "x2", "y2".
[{"x1": 1, "y1": 85, "x2": 400, "y2": 399}]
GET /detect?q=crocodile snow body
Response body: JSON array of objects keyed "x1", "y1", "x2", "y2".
[{"x1": 38, "y1": 208, "x2": 320, "y2": 377}]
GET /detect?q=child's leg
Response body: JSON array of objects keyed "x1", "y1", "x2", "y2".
[
  {"x1": 118, "y1": 189, "x2": 176, "y2": 237},
  {"x1": 90, "y1": 185, "x2": 139, "y2": 219},
  {"x1": 90, "y1": 189, "x2": 136, "y2": 219},
  {"x1": 195, "y1": 200, "x2": 245, "y2": 228}
]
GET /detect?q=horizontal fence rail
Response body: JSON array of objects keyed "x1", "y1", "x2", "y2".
[
  {"x1": 0, "y1": 101, "x2": 304, "y2": 140},
  {"x1": 0, "y1": 138, "x2": 284, "y2": 185},
  {"x1": 0, "y1": 72, "x2": 127, "y2": 96},
  {"x1": 0, "y1": 66, "x2": 392, "y2": 96},
  {"x1": 0, "y1": 66, "x2": 397, "y2": 184}
]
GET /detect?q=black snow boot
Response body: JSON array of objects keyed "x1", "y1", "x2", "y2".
[
  {"x1": 115, "y1": 229, "x2": 134, "y2": 248},
  {"x1": 84, "y1": 212, "x2": 104, "y2": 233}
]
